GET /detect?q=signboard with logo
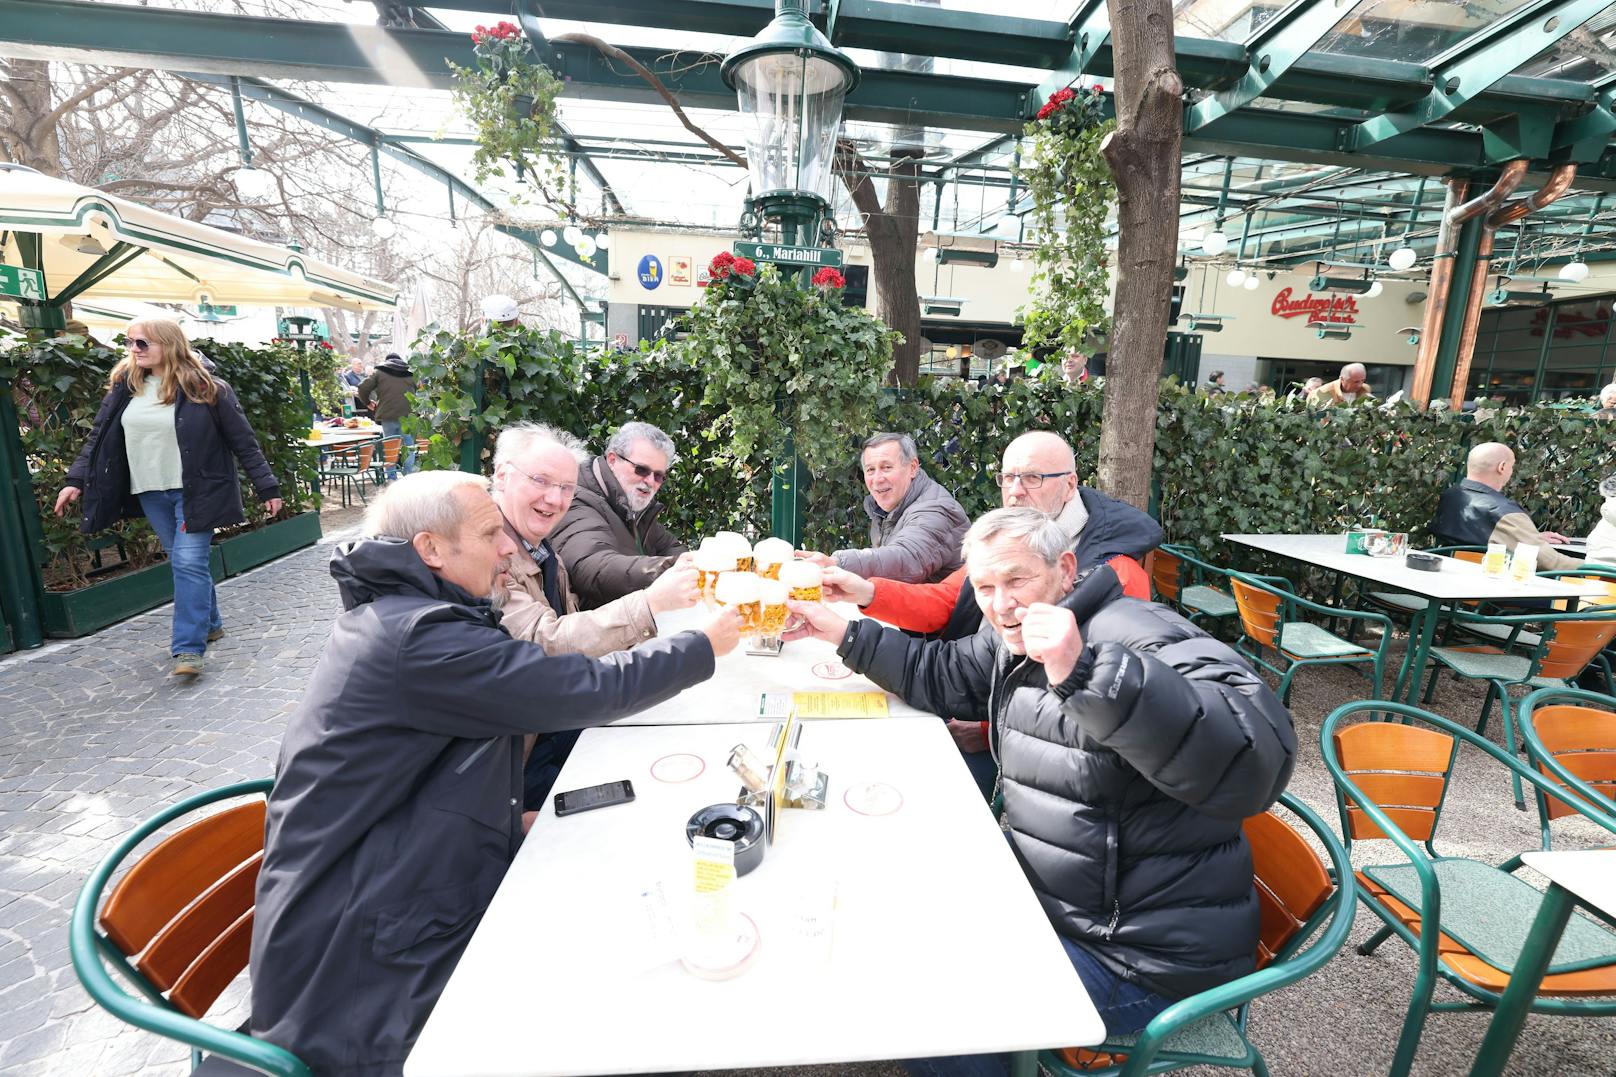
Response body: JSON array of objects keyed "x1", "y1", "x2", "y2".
[
  {"x1": 0, "y1": 265, "x2": 46, "y2": 301},
  {"x1": 697, "y1": 267, "x2": 714, "y2": 288},
  {"x1": 637, "y1": 254, "x2": 663, "y2": 290},
  {"x1": 733, "y1": 241, "x2": 843, "y2": 270},
  {"x1": 669, "y1": 256, "x2": 692, "y2": 287},
  {"x1": 1271, "y1": 287, "x2": 1359, "y2": 325}
]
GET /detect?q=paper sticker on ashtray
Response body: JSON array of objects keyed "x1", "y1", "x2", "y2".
[
  {"x1": 844, "y1": 782, "x2": 903, "y2": 816},
  {"x1": 650, "y1": 753, "x2": 706, "y2": 784},
  {"x1": 812, "y1": 660, "x2": 853, "y2": 681}
]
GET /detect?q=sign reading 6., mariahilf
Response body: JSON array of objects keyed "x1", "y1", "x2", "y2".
[
  {"x1": 733, "y1": 242, "x2": 843, "y2": 270},
  {"x1": 0, "y1": 265, "x2": 46, "y2": 301}
]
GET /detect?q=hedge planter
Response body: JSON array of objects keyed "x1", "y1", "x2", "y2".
[
  {"x1": 217, "y1": 511, "x2": 321, "y2": 577},
  {"x1": 41, "y1": 548, "x2": 225, "y2": 639}
]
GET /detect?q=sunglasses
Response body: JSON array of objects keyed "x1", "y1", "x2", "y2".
[
  {"x1": 129, "y1": 338, "x2": 153, "y2": 351},
  {"x1": 616, "y1": 454, "x2": 666, "y2": 484}
]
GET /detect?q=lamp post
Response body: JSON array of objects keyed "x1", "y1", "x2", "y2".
[{"x1": 279, "y1": 314, "x2": 320, "y2": 424}]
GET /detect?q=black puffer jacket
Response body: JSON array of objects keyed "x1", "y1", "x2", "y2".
[{"x1": 839, "y1": 567, "x2": 1296, "y2": 999}]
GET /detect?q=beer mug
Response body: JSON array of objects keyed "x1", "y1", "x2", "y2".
[
  {"x1": 713, "y1": 531, "x2": 753, "y2": 573},
  {"x1": 714, "y1": 571, "x2": 764, "y2": 634},
  {"x1": 753, "y1": 537, "x2": 794, "y2": 580},
  {"x1": 757, "y1": 579, "x2": 789, "y2": 643},
  {"x1": 780, "y1": 561, "x2": 823, "y2": 603},
  {"x1": 1482, "y1": 542, "x2": 1508, "y2": 578},
  {"x1": 694, "y1": 547, "x2": 732, "y2": 607},
  {"x1": 1509, "y1": 543, "x2": 1538, "y2": 583}
]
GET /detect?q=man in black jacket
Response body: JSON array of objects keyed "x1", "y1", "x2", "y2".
[
  {"x1": 250, "y1": 471, "x2": 741, "y2": 1076},
  {"x1": 786, "y1": 508, "x2": 1295, "y2": 1058}
]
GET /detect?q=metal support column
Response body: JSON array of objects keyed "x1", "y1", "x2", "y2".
[
  {"x1": 0, "y1": 387, "x2": 45, "y2": 649},
  {"x1": 1428, "y1": 214, "x2": 1486, "y2": 408}
]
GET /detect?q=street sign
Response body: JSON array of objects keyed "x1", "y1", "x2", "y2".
[
  {"x1": 0, "y1": 265, "x2": 45, "y2": 301},
  {"x1": 733, "y1": 242, "x2": 843, "y2": 270}
]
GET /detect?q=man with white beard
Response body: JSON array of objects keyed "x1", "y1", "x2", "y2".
[{"x1": 550, "y1": 421, "x2": 690, "y2": 610}]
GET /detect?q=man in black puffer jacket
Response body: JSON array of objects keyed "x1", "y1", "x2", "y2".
[{"x1": 786, "y1": 508, "x2": 1295, "y2": 1057}]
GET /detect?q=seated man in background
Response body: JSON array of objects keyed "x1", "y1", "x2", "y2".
[
  {"x1": 490, "y1": 422, "x2": 702, "y2": 806},
  {"x1": 251, "y1": 471, "x2": 740, "y2": 1077},
  {"x1": 785, "y1": 508, "x2": 1295, "y2": 1062},
  {"x1": 551, "y1": 421, "x2": 689, "y2": 610},
  {"x1": 1307, "y1": 362, "x2": 1373, "y2": 407},
  {"x1": 799, "y1": 432, "x2": 970, "y2": 584},
  {"x1": 1433, "y1": 441, "x2": 1581, "y2": 570}
]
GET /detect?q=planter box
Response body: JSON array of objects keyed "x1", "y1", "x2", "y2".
[
  {"x1": 41, "y1": 548, "x2": 224, "y2": 638},
  {"x1": 217, "y1": 511, "x2": 322, "y2": 577}
]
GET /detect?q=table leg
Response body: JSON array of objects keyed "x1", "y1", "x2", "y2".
[
  {"x1": 1398, "y1": 603, "x2": 1442, "y2": 705},
  {"x1": 1009, "y1": 1050, "x2": 1039, "y2": 1077},
  {"x1": 1469, "y1": 882, "x2": 1576, "y2": 1077}
]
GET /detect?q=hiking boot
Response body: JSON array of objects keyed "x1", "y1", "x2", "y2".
[
  {"x1": 172, "y1": 653, "x2": 204, "y2": 676},
  {"x1": 207, "y1": 627, "x2": 225, "y2": 642}
]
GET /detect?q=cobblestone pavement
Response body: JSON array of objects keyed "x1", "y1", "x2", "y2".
[{"x1": 0, "y1": 517, "x2": 1612, "y2": 1076}]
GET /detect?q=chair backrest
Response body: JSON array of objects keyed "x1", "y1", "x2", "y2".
[
  {"x1": 1231, "y1": 577, "x2": 1283, "y2": 649},
  {"x1": 1537, "y1": 615, "x2": 1616, "y2": 680},
  {"x1": 1550, "y1": 574, "x2": 1616, "y2": 613},
  {"x1": 99, "y1": 799, "x2": 266, "y2": 1019},
  {"x1": 379, "y1": 436, "x2": 402, "y2": 466},
  {"x1": 1330, "y1": 722, "x2": 1457, "y2": 842},
  {"x1": 355, "y1": 443, "x2": 375, "y2": 470},
  {"x1": 1529, "y1": 704, "x2": 1616, "y2": 820},
  {"x1": 1244, "y1": 809, "x2": 1333, "y2": 969},
  {"x1": 1150, "y1": 546, "x2": 1182, "y2": 604}
]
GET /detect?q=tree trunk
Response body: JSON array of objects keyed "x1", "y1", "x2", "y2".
[
  {"x1": 1096, "y1": 0, "x2": 1183, "y2": 510},
  {"x1": 838, "y1": 146, "x2": 923, "y2": 386}
]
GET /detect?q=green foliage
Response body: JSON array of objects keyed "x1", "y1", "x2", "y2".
[
  {"x1": 0, "y1": 334, "x2": 319, "y2": 590},
  {"x1": 1017, "y1": 84, "x2": 1116, "y2": 355},
  {"x1": 448, "y1": 22, "x2": 566, "y2": 195},
  {"x1": 288, "y1": 342, "x2": 344, "y2": 416}
]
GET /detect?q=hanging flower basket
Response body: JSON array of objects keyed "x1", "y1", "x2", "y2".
[{"x1": 449, "y1": 21, "x2": 565, "y2": 189}]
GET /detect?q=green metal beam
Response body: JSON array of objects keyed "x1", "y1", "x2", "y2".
[
  {"x1": 52, "y1": 241, "x2": 145, "y2": 305},
  {"x1": 1349, "y1": 0, "x2": 1613, "y2": 150},
  {"x1": 1029, "y1": 0, "x2": 1108, "y2": 114},
  {"x1": 1184, "y1": 0, "x2": 1351, "y2": 134},
  {"x1": 826, "y1": 0, "x2": 1075, "y2": 69}
]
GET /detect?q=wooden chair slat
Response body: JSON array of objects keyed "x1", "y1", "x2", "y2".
[
  {"x1": 136, "y1": 852, "x2": 262, "y2": 992},
  {"x1": 1533, "y1": 705, "x2": 1616, "y2": 752},
  {"x1": 1231, "y1": 579, "x2": 1282, "y2": 649},
  {"x1": 1150, "y1": 548, "x2": 1181, "y2": 604},
  {"x1": 1538, "y1": 620, "x2": 1616, "y2": 680},
  {"x1": 1333, "y1": 723, "x2": 1456, "y2": 775},
  {"x1": 1252, "y1": 881, "x2": 1297, "y2": 971},
  {"x1": 100, "y1": 801, "x2": 265, "y2": 957},
  {"x1": 1244, "y1": 810, "x2": 1332, "y2": 924},
  {"x1": 1345, "y1": 805, "x2": 1438, "y2": 841},
  {"x1": 166, "y1": 908, "x2": 253, "y2": 1020},
  {"x1": 1351, "y1": 772, "x2": 1448, "y2": 811}
]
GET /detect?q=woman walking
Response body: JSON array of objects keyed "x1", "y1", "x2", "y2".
[{"x1": 54, "y1": 319, "x2": 282, "y2": 676}]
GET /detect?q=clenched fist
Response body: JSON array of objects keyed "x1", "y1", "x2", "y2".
[
  {"x1": 701, "y1": 607, "x2": 745, "y2": 657},
  {"x1": 1017, "y1": 602, "x2": 1085, "y2": 685},
  {"x1": 820, "y1": 565, "x2": 874, "y2": 607},
  {"x1": 646, "y1": 564, "x2": 702, "y2": 614}
]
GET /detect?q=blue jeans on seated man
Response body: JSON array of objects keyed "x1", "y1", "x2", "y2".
[
  {"x1": 524, "y1": 729, "x2": 582, "y2": 811},
  {"x1": 380, "y1": 419, "x2": 416, "y2": 481},
  {"x1": 902, "y1": 937, "x2": 1176, "y2": 1077},
  {"x1": 138, "y1": 489, "x2": 221, "y2": 657}
]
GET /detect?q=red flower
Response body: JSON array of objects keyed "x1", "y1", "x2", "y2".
[
  {"x1": 1035, "y1": 86, "x2": 1077, "y2": 120},
  {"x1": 1092, "y1": 83, "x2": 1104, "y2": 94},
  {"x1": 812, "y1": 267, "x2": 845, "y2": 289},
  {"x1": 493, "y1": 21, "x2": 520, "y2": 38},
  {"x1": 733, "y1": 257, "x2": 757, "y2": 276},
  {"x1": 708, "y1": 251, "x2": 736, "y2": 279}
]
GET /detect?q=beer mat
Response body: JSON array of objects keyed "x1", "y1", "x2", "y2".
[
  {"x1": 844, "y1": 782, "x2": 904, "y2": 816},
  {"x1": 811, "y1": 660, "x2": 854, "y2": 680},
  {"x1": 650, "y1": 753, "x2": 706, "y2": 784},
  {"x1": 791, "y1": 691, "x2": 889, "y2": 719}
]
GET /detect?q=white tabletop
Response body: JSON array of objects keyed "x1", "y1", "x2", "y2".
[
  {"x1": 405, "y1": 718, "x2": 1103, "y2": 1076},
  {"x1": 615, "y1": 603, "x2": 929, "y2": 724},
  {"x1": 1521, "y1": 850, "x2": 1616, "y2": 918},
  {"x1": 302, "y1": 428, "x2": 380, "y2": 448},
  {"x1": 1222, "y1": 533, "x2": 1611, "y2": 603}
]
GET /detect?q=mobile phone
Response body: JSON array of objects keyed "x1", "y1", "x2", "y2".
[{"x1": 554, "y1": 779, "x2": 636, "y2": 817}]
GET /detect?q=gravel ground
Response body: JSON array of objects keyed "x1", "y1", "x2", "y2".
[{"x1": 0, "y1": 527, "x2": 1610, "y2": 1076}]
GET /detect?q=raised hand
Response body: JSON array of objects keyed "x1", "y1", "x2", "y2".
[
  {"x1": 1017, "y1": 602, "x2": 1085, "y2": 685},
  {"x1": 646, "y1": 564, "x2": 702, "y2": 614},
  {"x1": 820, "y1": 565, "x2": 874, "y2": 607}
]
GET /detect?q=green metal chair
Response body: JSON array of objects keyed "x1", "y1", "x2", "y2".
[
  {"x1": 1517, "y1": 686, "x2": 1616, "y2": 850},
  {"x1": 1419, "y1": 604, "x2": 1616, "y2": 808},
  {"x1": 1039, "y1": 793, "x2": 1356, "y2": 1077},
  {"x1": 1322, "y1": 701, "x2": 1616, "y2": 1077},
  {"x1": 1228, "y1": 572, "x2": 1394, "y2": 705},
  {"x1": 1149, "y1": 543, "x2": 1238, "y2": 632},
  {"x1": 69, "y1": 778, "x2": 312, "y2": 1077}
]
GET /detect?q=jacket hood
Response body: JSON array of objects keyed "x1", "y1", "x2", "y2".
[
  {"x1": 1074, "y1": 486, "x2": 1165, "y2": 564},
  {"x1": 377, "y1": 357, "x2": 412, "y2": 376},
  {"x1": 865, "y1": 467, "x2": 939, "y2": 522},
  {"x1": 1057, "y1": 561, "x2": 1127, "y2": 624},
  {"x1": 329, "y1": 537, "x2": 483, "y2": 611}
]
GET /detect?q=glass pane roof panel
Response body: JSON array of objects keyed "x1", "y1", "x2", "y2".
[
  {"x1": 1173, "y1": 0, "x2": 1287, "y2": 43},
  {"x1": 1316, "y1": 0, "x2": 1541, "y2": 64},
  {"x1": 1510, "y1": 0, "x2": 1616, "y2": 80}
]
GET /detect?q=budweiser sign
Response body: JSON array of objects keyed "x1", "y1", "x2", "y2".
[{"x1": 1271, "y1": 288, "x2": 1359, "y2": 324}]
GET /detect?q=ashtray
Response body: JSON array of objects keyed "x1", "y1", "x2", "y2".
[
  {"x1": 1406, "y1": 552, "x2": 1443, "y2": 572},
  {"x1": 686, "y1": 803, "x2": 766, "y2": 876}
]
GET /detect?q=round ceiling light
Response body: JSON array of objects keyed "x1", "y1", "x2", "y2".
[
  {"x1": 1226, "y1": 268, "x2": 1246, "y2": 287},
  {"x1": 1387, "y1": 246, "x2": 1417, "y2": 271},
  {"x1": 1200, "y1": 230, "x2": 1229, "y2": 257},
  {"x1": 1243, "y1": 275, "x2": 1259, "y2": 291},
  {"x1": 371, "y1": 216, "x2": 397, "y2": 240},
  {"x1": 232, "y1": 167, "x2": 276, "y2": 202},
  {"x1": 540, "y1": 229, "x2": 557, "y2": 247},
  {"x1": 1559, "y1": 260, "x2": 1590, "y2": 283}
]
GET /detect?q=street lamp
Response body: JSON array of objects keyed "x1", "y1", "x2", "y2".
[{"x1": 721, "y1": 0, "x2": 859, "y2": 248}]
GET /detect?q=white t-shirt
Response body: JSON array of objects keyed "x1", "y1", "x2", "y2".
[{"x1": 121, "y1": 379, "x2": 184, "y2": 495}]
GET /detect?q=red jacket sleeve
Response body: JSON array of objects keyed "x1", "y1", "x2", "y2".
[
  {"x1": 860, "y1": 565, "x2": 968, "y2": 633},
  {"x1": 1108, "y1": 554, "x2": 1150, "y2": 601}
]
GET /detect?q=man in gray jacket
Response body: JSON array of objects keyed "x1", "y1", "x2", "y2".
[
  {"x1": 250, "y1": 471, "x2": 741, "y2": 1076},
  {"x1": 803, "y1": 432, "x2": 969, "y2": 584}
]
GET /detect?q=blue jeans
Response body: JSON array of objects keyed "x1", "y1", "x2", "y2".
[
  {"x1": 380, "y1": 419, "x2": 416, "y2": 480},
  {"x1": 138, "y1": 490, "x2": 220, "y2": 657},
  {"x1": 902, "y1": 937, "x2": 1176, "y2": 1077}
]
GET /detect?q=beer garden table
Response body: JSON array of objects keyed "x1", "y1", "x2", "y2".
[
  {"x1": 1222, "y1": 534, "x2": 1611, "y2": 703},
  {"x1": 404, "y1": 717, "x2": 1104, "y2": 1076}
]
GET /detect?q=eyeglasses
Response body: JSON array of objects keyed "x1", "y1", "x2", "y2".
[
  {"x1": 994, "y1": 470, "x2": 1074, "y2": 490},
  {"x1": 616, "y1": 454, "x2": 666, "y2": 484},
  {"x1": 507, "y1": 463, "x2": 577, "y2": 499},
  {"x1": 128, "y1": 338, "x2": 153, "y2": 351}
]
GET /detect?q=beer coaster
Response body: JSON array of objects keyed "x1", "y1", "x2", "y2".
[
  {"x1": 812, "y1": 660, "x2": 853, "y2": 681},
  {"x1": 680, "y1": 912, "x2": 760, "y2": 981},
  {"x1": 844, "y1": 782, "x2": 903, "y2": 817},
  {"x1": 650, "y1": 753, "x2": 706, "y2": 784}
]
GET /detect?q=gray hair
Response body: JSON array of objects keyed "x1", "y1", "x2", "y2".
[
  {"x1": 363, "y1": 471, "x2": 490, "y2": 540},
  {"x1": 961, "y1": 507, "x2": 1070, "y2": 568},
  {"x1": 606, "y1": 421, "x2": 678, "y2": 468},
  {"x1": 861, "y1": 432, "x2": 917, "y2": 465},
  {"x1": 493, "y1": 422, "x2": 588, "y2": 472},
  {"x1": 1600, "y1": 383, "x2": 1616, "y2": 406}
]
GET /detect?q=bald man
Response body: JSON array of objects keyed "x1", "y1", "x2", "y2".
[
  {"x1": 1308, "y1": 363, "x2": 1373, "y2": 407},
  {"x1": 1433, "y1": 442, "x2": 1580, "y2": 570}
]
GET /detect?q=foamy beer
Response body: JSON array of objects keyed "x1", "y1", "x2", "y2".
[
  {"x1": 695, "y1": 546, "x2": 731, "y2": 593},
  {"x1": 757, "y1": 579, "x2": 789, "y2": 640},
  {"x1": 753, "y1": 537, "x2": 793, "y2": 580},
  {"x1": 714, "y1": 571, "x2": 764, "y2": 633},
  {"x1": 712, "y1": 531, "x2": 753, "y2": 573},
  {"x1": 780, "y1": 561, "x2": 823, "y2": 603}
]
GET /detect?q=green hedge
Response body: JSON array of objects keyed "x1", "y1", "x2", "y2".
[
  {"x1": 405, "y1": 330, "x2": 1614, "y2": 570},
  {"x1": 2, "y1": 333, "x2": 320, "y2": 590}
]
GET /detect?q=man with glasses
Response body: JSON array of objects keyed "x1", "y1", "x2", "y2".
[{"x1": 551, "y1": 421, "x2": 689, "y2": 610}]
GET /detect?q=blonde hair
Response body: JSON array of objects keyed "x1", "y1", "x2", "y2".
[{"x1": 109, "y1": 319, "x2": 218, "y2": 406}]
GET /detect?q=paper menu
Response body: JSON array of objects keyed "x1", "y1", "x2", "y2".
[{"x1": 758, "y1": 691, "x2": 890, "y2": 720}]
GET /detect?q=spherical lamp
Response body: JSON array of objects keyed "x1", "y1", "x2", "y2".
[
  {"x1": 540, "y1": 229, "x2": 557, "y2": 247},
  {"x1": 1200, "y1": 230, "x2": 1229, "y2": 257},
  {"x1": 1243, "y1": 275, "x2": 1259, "y2": 291},
  {"x1": 1387, "y1": 246, "x2": 1417, "y2": 272},
  {"x1": 1559, "y1": 260, "x2": 1591, "y2": 283},
  {"x1": 563, "y1": 224, "x2": 583, "y2": 246},
  {"x1": 574, "y1": 236, "x2": 597, "y2": 259},
  {"x1": 594, "y1": 232, "x2": 611, "y2": 250},
  {"x1": 1366, "y1": 279, "x2": 1385, "y2": 298},
  {"x1": 371, "y1": 216, "x2": 397, "y2": 240},
  {"x1": 1226, "y1": 268, "x2": 1246, "y2": 287},
  {"x1": 232, "y1": 166, "x2": 276, "y2": 202}
]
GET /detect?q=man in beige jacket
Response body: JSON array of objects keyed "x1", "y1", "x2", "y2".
[{"x1": 491, "y1": 423, "x2": 702, "y2": 809}]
